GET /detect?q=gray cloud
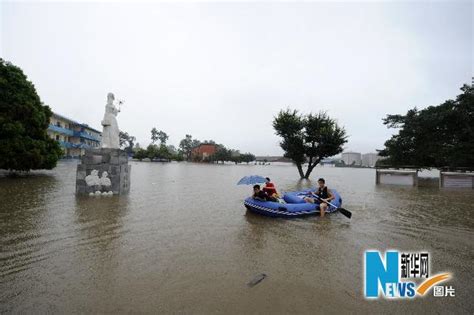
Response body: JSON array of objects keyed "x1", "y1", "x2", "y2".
[{"x1": 1, "y1": 1, "x2": 472, "y2": 155}]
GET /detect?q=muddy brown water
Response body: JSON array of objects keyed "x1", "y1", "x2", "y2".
[{"x1": 1, "y1": 161, "x2": 473, "y2": 313}]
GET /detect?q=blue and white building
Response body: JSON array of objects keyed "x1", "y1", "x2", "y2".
[{"x1": 47, "y1": 112, "x2": 101, "y2": 158}]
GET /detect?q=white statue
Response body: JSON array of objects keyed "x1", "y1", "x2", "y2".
[
  {"x1": 99, "y1": 171, "x2": 112, "y2": 187},
  {"x1": 85, "y1": 170, "x2": 100, "y2": 186},
  {"x1": 101, "y1": 92, "x2": 120, "y2": 149}
]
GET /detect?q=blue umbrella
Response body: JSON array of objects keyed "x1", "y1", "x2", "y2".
[{"x1": 237, "y1": 175, "x2": 267, "y2": 185}]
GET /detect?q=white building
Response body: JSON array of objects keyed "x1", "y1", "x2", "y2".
[
  {"x1": 341, "y1": 152, "x2": 361, "y2": 166},
  {"x1": 362, "y1": 153, "x2": 380, "y2": 167}
]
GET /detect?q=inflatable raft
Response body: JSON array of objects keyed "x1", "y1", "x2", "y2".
[{"x1": 244, "y1": 189, "x2": 342, "y2": 218}]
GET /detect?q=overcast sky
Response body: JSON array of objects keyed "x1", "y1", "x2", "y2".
[{"x1": 1, "y1": 1, "x2": 472, "y2": 155}]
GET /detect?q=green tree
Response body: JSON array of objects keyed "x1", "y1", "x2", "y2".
[
  {"x1": 229, "y1": 149, "x2": 240, "y2": 164},
  {"x1": 134, "y1": 148, "x2": 147, "y2": 160},
  {"x1": 151, "y1": 127, "x2": 159, "y2": 144},
  {"x1": 210, "y1": 145, "x2": 231, "y2": 163},
  {"x1": 158, "y1": 144, "x2": 171, "y2": 161},
  {"x1": 146, "y1": 144, "x2": 158, "y2": 160},
  {"x1": 240, "y1": 153, "x2": 256, "y2": 164},
  {"x1": 0, "y1": 59, "x2": 63, "y2": 172},
  {"x1": 157, "y1": 130, "x2": 169, "y2": 145},
  {"x1": 273, "y1": 109, "x2": 347, "y2": 179},
  {"x1": 379, "y1": 85, "x2": 474, "y2": 168},
  {"x1": 167, "y1": 144, "x2": 177, "y2": 155},
  {"x1": 179, "y1": 134, "x2": 194, "y2": 161},
  {"x1": 191, "y1": 139, "x2": 201, "y2": 148},
  {"x1": 119, "y1": 131, "x2": 136, "y2": 155}
]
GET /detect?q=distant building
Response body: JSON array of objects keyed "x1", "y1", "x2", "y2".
[
  {"x1": 48, "y1": 112, "x2": 101, "y2": 158},
  {"x1": 362, "y1": 153, "x2": 380, "y2": 167},
  {"x1": 341, "y1": 152, "x2": 362, "y2": 166},
  {"x1": 191, "y1": 143, "x2": 217, "y2": 161},
  {"x1": 320, "y1": 158, "x2": 336, "y2": 167}
]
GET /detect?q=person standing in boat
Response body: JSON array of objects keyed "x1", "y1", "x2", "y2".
[
  {"x1": 304, "y1": 178, "x2": 335, "y2": 218},
  {"x1": 263, "y1": 177, "x2": 279, "y2": 198}
]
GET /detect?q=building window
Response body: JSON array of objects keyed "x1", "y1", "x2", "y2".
[{"x1": 55, "y1": 135, "x2": 60, "y2": 141}]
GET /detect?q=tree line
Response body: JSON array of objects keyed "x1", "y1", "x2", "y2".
[
  {"x1": 123, "y1": 130, "x2": 256, "y2": 164},
  {"x1": 377, "y1": 85, "x2": 474, "y2": 169}
]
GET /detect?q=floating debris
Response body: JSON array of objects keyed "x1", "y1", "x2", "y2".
[{"x1": 247, "y1": 273, "x2": 267, "y2": 287}]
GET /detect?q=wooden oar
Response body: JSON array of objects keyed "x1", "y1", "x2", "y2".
[{"x1": 311, "y1": 193, "x2": 352, "y2": 219}]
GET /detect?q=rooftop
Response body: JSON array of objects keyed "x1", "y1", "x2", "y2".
[{"x1": 52, "y1": 112, "x2": 101, "y2": 134}]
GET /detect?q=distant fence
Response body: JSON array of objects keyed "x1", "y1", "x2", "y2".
[
  {"x1": 376, "y1": 169, "x2": 418, "y2": 186},
  {"x1": 440, "y1": 172, "x2": 474, "y2": 189},
  {"x1": 375, "y1": 166, "x2": 474, "y2": 189}
]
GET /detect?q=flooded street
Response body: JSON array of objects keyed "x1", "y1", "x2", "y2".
[{"x1": 1, "y1": 161, "x2": 473, "y2": 313}]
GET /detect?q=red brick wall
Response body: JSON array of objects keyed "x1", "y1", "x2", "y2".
[{"x1": 192, "y1": 144, "x2": 217, "y2": 159}]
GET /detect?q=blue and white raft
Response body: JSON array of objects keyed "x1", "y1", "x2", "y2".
[{"x1": 244, "y1": 189, "x2": 342, "y2": 218}]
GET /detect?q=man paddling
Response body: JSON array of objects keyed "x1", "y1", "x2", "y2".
[{"x1": 304, "y1": 178, "x2": 335, "y2": 218}]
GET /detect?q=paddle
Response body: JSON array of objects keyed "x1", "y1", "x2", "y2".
[{"x1": 310, "y1": 193, "x2": 352, "y2": 219}]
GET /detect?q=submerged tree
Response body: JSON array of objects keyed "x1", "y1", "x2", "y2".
[
  {"x1": 240, "y1": 152, "x2": 256, "y2": 164},
  {"x1": 0, "y1": 59, "x2": 63, "y2": 172},
  {"x1": 273, "y1": 109, "x2": 347, "y2": 179},
  {"x1": 178, "y1": 134, "x2": 194, "y2": 161},
  {"x1": 133, "y1": 148, "x2": 147, "y2": 160},
  {"x1": 209, "y1": 144, "x2": 231, "y2": 163},
  {"x1": 379, "y1": 85, "x2": 474, "y2": 168}
]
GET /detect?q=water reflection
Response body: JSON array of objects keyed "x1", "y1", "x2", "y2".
[
  {"x1": 0, "y1": 174, "x2": 59, "y2": 276},
  {"x1": 74, "y1": 196, "x2": 129, "y2": 252}
]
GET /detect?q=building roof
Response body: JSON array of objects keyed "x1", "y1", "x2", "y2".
[
  {"x1": 52, "y1": 112, "x2": 101, "y2": 134},
  {"x1": 80, "y1": 124, "x2": 101, "y2": 134}
]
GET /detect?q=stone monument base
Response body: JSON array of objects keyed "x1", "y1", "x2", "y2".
[{"x1": 76, "y1": 148, "x2": 131, "y2": 195}]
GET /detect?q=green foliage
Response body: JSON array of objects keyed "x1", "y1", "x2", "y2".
[
  {"x1": 178, "y1": 134, "x2": 196, "y2": 161},
  {"x1": 119, "y1": 131, "x2": 136, "y2": 155},
  {"x1": 143, "y1": 143, "x2": 173, "y2": 161},
  {"x1": 231, "y1": 152, "x2": 256, "y2": 164},
  {"x1": 208, "y1": 144, "x2": 231, "y2": 163},
  {"x1": 178, "y1": 134, "x2": 192, "y2": 159},
  {"x1": 207, "y1": 145, "x2": 256, "y2": 164},
  {"x1": 379, "y1": 85, "x2": 474, "y2": 168},
  {"x1": 273, "y1": 109, "x2": 347, "y2": 178},
  {"x1": 157, "y1": 130, "x2": 168, "y2": 145},
  {"x1": 0, "y1": 59, "x2": 63, "y2": 171},
  {"x1": 241, "y1": 153, "x2": 256, "y2": 164},
  {"x1": 150, "y1": 127, "x2": 159, "y2": 144},
  {"x1": 133, "y1": 148, "x2": 147, "y2": 160},
  {"x1": 173, "y1": 153, "x2": 184, "y2": 162},
  {"x1": 146, "y1": 144, "x2": 160, "y2": 160},
  {"x1": 191, "y1": 139, "x2": 201, "y2": 148},
  {"x1": 151, "y1": 128, "x2": 168, "y2": 145}
]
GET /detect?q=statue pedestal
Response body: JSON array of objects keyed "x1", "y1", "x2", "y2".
[{"x1": 76, "y1": 148, "x2": 131, "y2": 195}]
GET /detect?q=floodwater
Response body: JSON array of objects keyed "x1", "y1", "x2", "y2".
[{"x1": 1, "y1": 161, "x2": 473, "y2": 314}]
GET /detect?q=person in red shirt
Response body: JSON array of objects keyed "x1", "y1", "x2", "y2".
[
  {"x1": 252, "y1": 185, "x2": 277, "y2": 202},
  {"x1": 262, "y1": 177, "x2": 279, "y2": 198}
]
